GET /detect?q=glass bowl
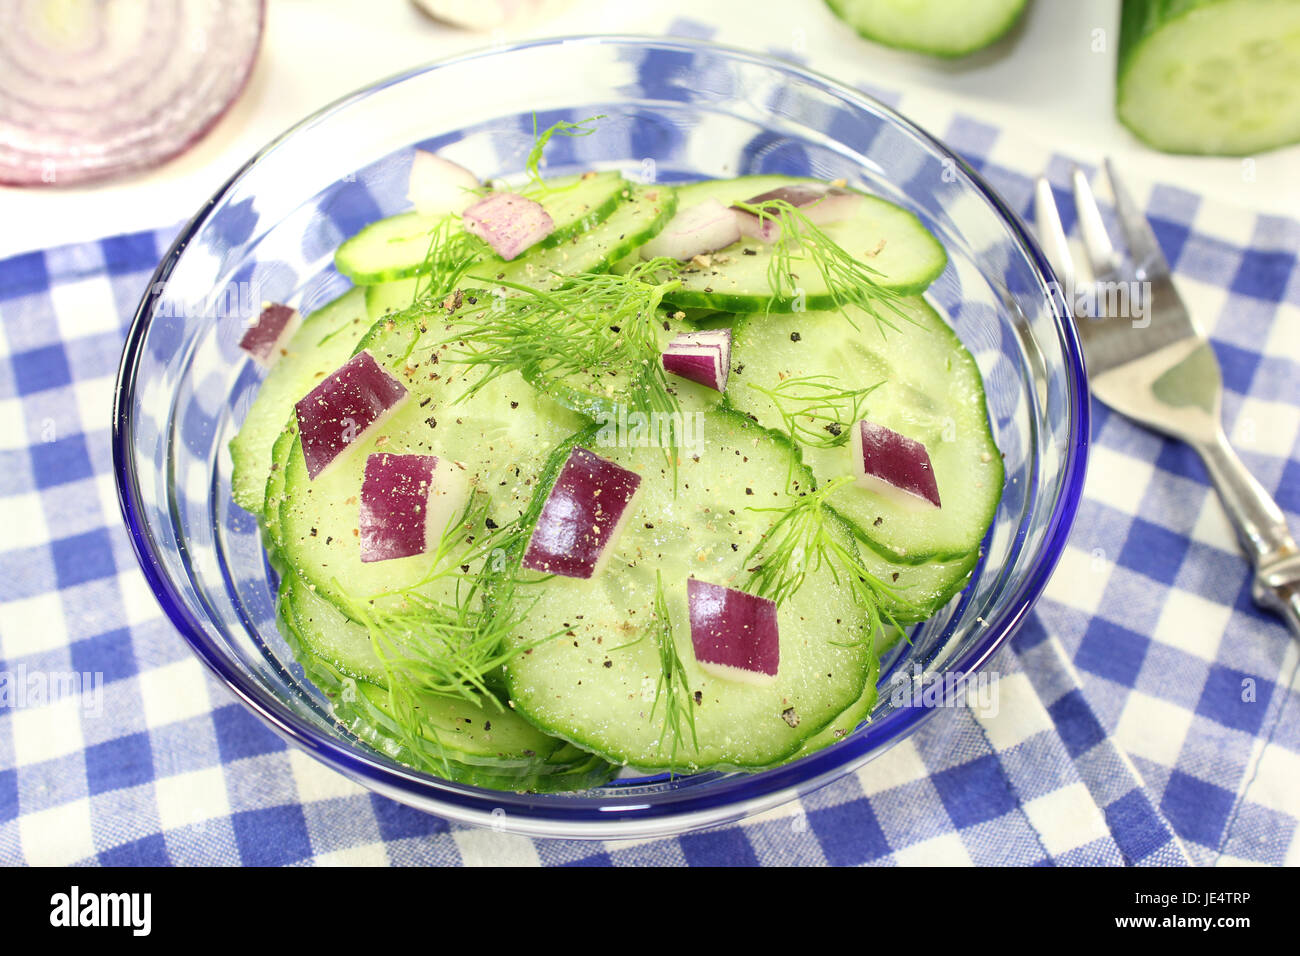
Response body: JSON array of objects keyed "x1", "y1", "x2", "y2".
[{"x1": 113, "y1": 36, "x2": 1088, "y2": 840}]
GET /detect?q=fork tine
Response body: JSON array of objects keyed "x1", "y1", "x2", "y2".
[
  {"x1": 1033, "y1": 177, "x2": 1076, "y2": 297},
  {"x1": 1104, "y1": 157, "x2": 1171, "y2": 281},
  {"x1": 1071, "y1": 166, "x2": 1124, "y2": 283}
]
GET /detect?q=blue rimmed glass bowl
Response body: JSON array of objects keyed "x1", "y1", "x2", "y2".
[{"x1": 112, "y1": 36, "x2": 1087, "y2": 839}]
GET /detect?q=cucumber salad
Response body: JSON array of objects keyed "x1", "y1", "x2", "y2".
[{"x1": 229, "y1": 118, "x2": 1004, "y2": 791}]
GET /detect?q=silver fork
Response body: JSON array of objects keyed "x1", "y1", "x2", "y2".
[{"x1": 1035, "y1": 160, "x2": 1300, "y2": 638}]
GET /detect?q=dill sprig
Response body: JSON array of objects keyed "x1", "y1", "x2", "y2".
[
  {"x1": 649, "y1": 571, "x2": 698, "y2": 770},
  {"x1": 328, "y1": 494, "x2": 558, "y2": 762},
  {"x1": 732, "y1": 197, "x2": 911, "y2": 333},
  {"x1": 434, "y1": 258, "x2": 684, "y2": 420},
  {"x1": 406, "y1": 215, "x2": 491, "y2": 309},
  {"x1": 746, "y1": 374, "x2": 881, "y2": 450},
  {"x1": 523, "y1": 113, "x2": 606, "y2": 193},
  {"x1": 742, "y1": 476, "x2": 919, "y2": 646}
]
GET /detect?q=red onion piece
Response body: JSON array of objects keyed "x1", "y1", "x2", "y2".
[
  {"x1": 462, "y1": 191, "x2": 554, "y2": 260},
  {"x1": 851, "y1": 420, "x2": 941, "y2": 510},
  {"x1": 639, "y1": 199, "x2": 741, "y2": 261},
  {"x1": 238, "y1": 303, "x2": 300, "y2": 368},
  {"x1": 0, "y1": 0, "x2": 265, "y2": 187},
  {"x1": 407, "y1": 150, "x2": 480, "y2": 217},
  {"x1": 359, "y1": 454, "x2": 468, "y2": 563},
  {"x1": 687, "y1": 579, "x2": 779, "y2": 685},
  {"x1": 522, "y1": 447, "x2": 641, "y2": 579},
  {"x1": 733, "y1": 185, "x2": 859, "y2": 243},
  {"x1": 661, "y1": 329, "x2": 732, "y2": 392},
  {"x1": 294, "y1": 352, "x2": 408, "y2": 481}
]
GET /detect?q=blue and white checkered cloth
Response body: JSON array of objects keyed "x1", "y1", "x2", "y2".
[{"x1": 2, "y1": 18, "x2": 1298, "y2": 866}]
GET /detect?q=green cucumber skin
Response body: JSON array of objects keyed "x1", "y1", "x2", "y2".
[
  {"x1": 229, "y1": 288, "x2": 371, "y2": 515},
  {"x1": 660, "y1": 175, "x2": 947, "y2": 312},
  {"x1": 1116, "y1": 0, "x2": 1300, "y2": 155},
  {"x1": 825, "y1": 0, "x2": 1030, "y2": 59},
  {"x1": 279, "y1": 588, "x2": 616, "y2": 792}
]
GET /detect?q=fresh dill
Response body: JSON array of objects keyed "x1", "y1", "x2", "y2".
[
  {"x1": 606, "y1": 572, "x2": 699, "y2": 770},
  {"x1": 409, "y1": 215, "x2": 491, "y2": 308},
  {"x1": 524, "y1": 113, "x2": 606, "y2": 192},
  {"x1": 742, "y1": 476, "x2": 919, "y2": 646},
  {"x1": 327, "y1": 493, "x2": 560, "y2": 763},
  {"x1": 746, "y1": 374, "x2": 881, "y2": 450},
  {"x1": 434, "y1": 257, "x2": 685, "y2": 421},
  {"x1": 732, "y1": 197, "x2": 912, "y2": 332}
]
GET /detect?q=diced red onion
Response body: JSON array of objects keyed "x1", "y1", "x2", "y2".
[
  {"x1": 0, "y1": 0, "x2": 264, "y2": 186},
  {"x1": 462, "y1": 191, "x2": 554, "y2": 260},
  {"x1": 238, "y1": 303, "x2": 300, "y2": 368},
  {"x1": 661, "y1": 329, "x2": 732, "y2": 392},
  {"x1": 522, "y1": 447, "x2": 641, "y2": 579},
  {"x1": 407, "y1": 150, "x2": 480, "y2": 217},
  {"x1": 359, "y1": 454, "x2": 468, "y2": 563},
  {"x1": 733, "y1": 185, "x2": 859, "y2": 243},
  {"x1": 294, "y1": 351, "x2": 408, "y2": 480},
  {"x1": 687, "y1": 579, "x2": 779, "y2": 685},
  {"x1": 639, "y1": 199, "x2": 741, "y2": 261},
  {"x1": 851, "y1": 420, "x2": 941, "y2": 510}
]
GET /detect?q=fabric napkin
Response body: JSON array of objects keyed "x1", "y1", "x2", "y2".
[{"x1": 1, "y1": 16, "x2": 1298, "y2": 867}]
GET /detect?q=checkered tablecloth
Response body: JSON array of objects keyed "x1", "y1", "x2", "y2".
[{"x1": 2, "y1": 16, "x2": 1298, "y2": 866}]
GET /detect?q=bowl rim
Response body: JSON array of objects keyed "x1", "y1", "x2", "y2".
[{"x1": 112, "y1": 33, "x2": 1089, "y2": 840}]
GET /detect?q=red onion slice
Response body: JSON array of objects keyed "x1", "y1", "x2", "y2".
[
  {"x1": 687, "y1": 579, "x2": 779, "y2": 685},
  {"x1": 639, "y1": 199, "x2": 741, "y2": 261},
  {"x1": 359, "y1": 454, "x2": 468, "y2": 563},
  {"x1": 851, "y1": 420, "x2": 941, "y2": 510},
  {"x1": 0, "y1": 0, "x2": 265, "y2": 186},
  {"x1": 462, "y1": 191, "x2": 554, "y2": 260},
  {"x1": 238, "y1": 303, "x2": 300, "y2": 368},
  {"x1": 407, "y1": 150, "x2": 480, "y2": 217},
  {"x1": 522, "y1": 447, "x2": 641, "y2": 579},
  {"x1": 733, "y1": 185, "x2": 859, "y2": 243},
  {"x1": 294, "y1": 351, "x2": 409, "y2": 481},
  {"x1": 661, "y1": 328, "x2": 732, "y2": 392}
]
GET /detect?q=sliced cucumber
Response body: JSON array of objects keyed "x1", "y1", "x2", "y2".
[
  {"x1": 229, "y1": 288, "x2": 371, "y2": 514},
  {"x1": 826, "y1": 0, "x2": 1028, "y2": 57},
  {"x1": 276, "y1": 312, "x2": 586, "y2": 611},
  {"x1": 659, "y1": 176, "x2": 946, "y2": 312},
  {"x1": 727, "y1": 298, "x2": 1002, "y2": 564},
  {"x1": 1117, "y1": 0, "x2": 1300, "y2": 155},
  {"x1": 361, "y1": 184, "x2": 680, "y2": 318},
  {"x1": 281, "y1": 582, "x2": 616, "y2": 791},
  {"x1": 501, "y1": 410, "x2": 879, "y2": 771},
  {"x1": 525, "y1": 171, "x2": 627, "y2": 248},
  {"x1": 334, "y1": 172, "x2": 627, "y2": 284},
  {"x1": 525, "y1": 310, "x2": 725, "y2": 422}
]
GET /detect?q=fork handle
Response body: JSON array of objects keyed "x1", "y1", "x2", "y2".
[{"x1": 1195, "y1": 429, "x2": 1300, "y2": 639}]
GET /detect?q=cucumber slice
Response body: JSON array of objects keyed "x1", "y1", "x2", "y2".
[
  {"x1": 659, "y1": 176, "x2": 946, "y2": 312},
  {"x1": 276, "y1": 312, "x2": 587, "y2": 611},
  {"x1": 727, "y1": 298, "x2": 1002, "y2": 564},
  {"x1": 229, "y1": 288, "x2": 372, "y2": 514},
  {"x1": 501, "y1": 410, "x2": 880, "y2": 771},
  {"x1": 334, "y1": 172, "x2": 627, "y2": 284},
  {"x1": 484, "y1": 182, "x2": 678, "y2": 290},
  {"x1": 281, "y1": 583, "x2": 616, "y2": 791},
  {"x1": 525, "y1": 310, "x2": 725, "y2": 421},
  {"x1": 826, "y1": 0, "x2": 1028, "y2": 57},
  {"x1": 361, "y1": 184, "x2": 680, "y2": 318},
  {"x1": 1117, "y1": 0, "x2": 1300, "y2": 155}
]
